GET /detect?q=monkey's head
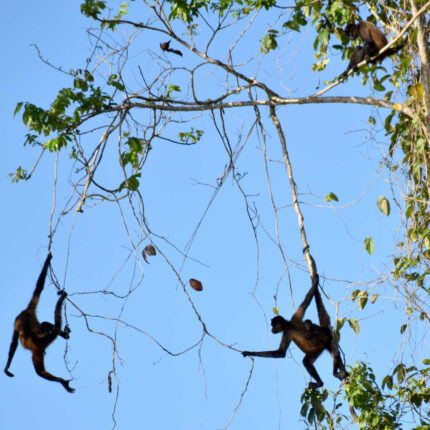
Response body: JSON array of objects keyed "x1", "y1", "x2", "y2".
[
  {"x1": 271, "y1": 316, "x2": 287, "y2": 333},
  {"x1": 303, "y1": 319, "x2": 313, "y2": 330},
  {"x1": 41, "y1": 322, "x2": 55, "y2": 335},
  {"x1": 344, "y1": 24, "x2": 359, "y2": 39}
]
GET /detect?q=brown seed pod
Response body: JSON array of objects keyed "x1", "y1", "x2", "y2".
[
  {"x1": 144, "y1": 245, "x2": 156, "y2": 256},
  {"x1": 142, "y1": 245, "x2": 156, "y2": 263},
  {"x1": 189, "y1": 278, "x2": 203, "y2": 291}
]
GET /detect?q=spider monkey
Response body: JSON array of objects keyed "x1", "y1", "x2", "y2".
[
  {"x1": 340, "y1": 21, "x2": 405, "y2": 80},
  {"x1": 160, "y1": 40, "x2": 183, "y2": 57},
  {"x1": 242, "y1": 275, "x2": 348, "y2": 389},
  {"x1": 4, "y1": 253, "x2": 74, "y2": 393}
]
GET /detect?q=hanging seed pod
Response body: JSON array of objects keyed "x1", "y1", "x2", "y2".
[
  {"x1": 142, "y1": 244, "x2": 156, "y2": 263},
  {"x1": 189, "y1": 278, "x2": 203, "y2": 291}
]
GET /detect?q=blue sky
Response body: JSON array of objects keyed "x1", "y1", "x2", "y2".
[{"x1": 0, "y1": 1, "x2": 415, "y2": 429}]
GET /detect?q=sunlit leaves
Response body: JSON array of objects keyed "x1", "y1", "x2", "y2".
[
  {"x1": 351, "y1": 289, "x2": 380, "y2": 311},
  {"x1": 300, "y1": 388, "x2": 329, "y2": 425},
  {"x1": 370, "y1": 293, "x2": 379, "y2": 304},
  {"x1": 44, "y1": 135, "x2": 71, "y2": 151},
  {"x1": 118, "y1": 173, "x2": 141, "y2": 192},
  {"x1": 107, "y1": 74, "x2": 125, "y2": 91},
  {"x1": 9, "y1": 166, "x2": 28, "y2": 183},
  {"x1": 178, "y1": 128, "x2": 203, "y2": 145},
  {"x1": 364, "y1": 237, "x2": 375, "y2": 255},
  {"x1": 348, "y1": 318, "x2": 359, "y2": 334},
  {"x1": 260, "y1": 31, "x2": 278, "y2": 54},
  {"x1": 80, "y1": 0, "x2": 106, "y2": 18},
  {"x1": 324, "y1": 192, "x2": 338, "y2": 202},
  {"x1": 121, "y1": 137, "x2": 145, "y2": 168},
  {"x1": 377, "y1": 196, "x2": 391, "y2": 216},
  {"x1": 14, "y1": 102, "x2": 23, "y2": 117},
  {"x1": 166, "y1": 84, "x2": 181, "y2": 99}
]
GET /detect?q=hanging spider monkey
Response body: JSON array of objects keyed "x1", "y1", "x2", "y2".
[
  {"x1": 160, "y1": 40, "x2": 183, "y2": 57},
  {"x1": 242, "y1": 275, "x2": 348, "y2": 389},
  {"x1": 339, "y1": 21, "x2": 405, "y2": 80},
  {"x1": 4, "y1": 253, "x2": 74, "y2": 393}
]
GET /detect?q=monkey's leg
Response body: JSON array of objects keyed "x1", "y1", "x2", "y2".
[
  {"x1": 32, "y1": 354, "x2": 75, "y2": 393},
  {"x1": 303, "y1": 354, "x2": 324, "y2": 389},
  {"x1": 331, "y1": 351, "x2": 349, "y2": 381},
  {"x1": 314, "y1": 288, "x2": 331, "y2": 327},
  {"x1": 4, "y1": 330, "x2": 19, "y2": 377},
  {"x1": 27, "y1": 253, "x2": 52, "y2": 313}
]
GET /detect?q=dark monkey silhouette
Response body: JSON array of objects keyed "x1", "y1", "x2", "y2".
[
  {"x1": 4, "y1": 253, "x2": 74, "y2": 393},
  {"x1": 160, "y1": 40, "x2": 183, "y2": 57},
  {"x1": 340, "y1": 21, "x2": 405, "y2": 80},
  {"x1": 242, "y1": 276, "x2": 348, "y2": 389}
]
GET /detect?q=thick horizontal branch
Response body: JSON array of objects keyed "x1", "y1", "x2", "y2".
[{"x1": 115, "y1": 95, "x2": 411, "y2": 116}]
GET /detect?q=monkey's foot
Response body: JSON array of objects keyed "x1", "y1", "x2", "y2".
[
  {"x1": 335, "y1": 370, "x2": 350, "y2": 381},
  {"x1": 308, "y1": 381, "x2": 323, "y2": 390},
  {"x1": 4, "y1": 369, "x2": 15, "y2": 377},
  {"x1": 61, "y1": 379, "x2": 75, "y2": 393}
]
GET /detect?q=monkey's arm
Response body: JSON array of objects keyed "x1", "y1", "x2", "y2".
[
  {"x1": 242, "y1": 333, "x2": 291, "y2": 358},
  {"x1": 54, "y1": 290, "x2": 67, "y2": 329},
  {"x1": 4, "y1": 330, "x2": 19, "y2": 377}
]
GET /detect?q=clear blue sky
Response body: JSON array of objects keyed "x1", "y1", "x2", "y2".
[{"x1": 0, "y1": 2, "x2": 415, "y2": 429}]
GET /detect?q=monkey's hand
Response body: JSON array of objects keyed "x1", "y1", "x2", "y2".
[
  {"x1": 57, "y1": 289, "x2": 67, "y2": 298},
  {"x1": 338, "y1": 71, "x2": 348, "y2": 81},
  {"x1": 242, "y1": 351, "x2": 251, "y2": 357},
  {"x1": 4, "y1": 368, "x2": 15, "y2": 377},
  {"x1": 64, "y1": 325, "x2": 71, "y2": 339}
]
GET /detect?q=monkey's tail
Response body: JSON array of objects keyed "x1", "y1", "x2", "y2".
[{"x1": 377, "y1": 40, "x2": 406, "y2": 61}]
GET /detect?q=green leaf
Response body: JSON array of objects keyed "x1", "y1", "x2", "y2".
[
  {"x1": 119, "y1": 173, "x2": 141, "y2": 192},
  {"x1": 260, "y1": 33, "x2": 278, "y2": 54},
  {"x1": 335, "y1": 317, "x2": 346, "y2": 332},
  {"x1": 14, "y1": 102, "x2": 23, "y2": 117},
  {"x1": 351, "y1": 289, "x2": 360, "y2": 301},
  {"x1": 364, "y1": 237, "x2": 375, "y2": 255},
  {"x1": 348, "y1": 318, "x2": 360, "y2": 335},
  {"x1": 107, "y1": 75, "x2": 125, "y2": 91},
  {"x1": 370, "y1": 293, "x2": 379, "y2": 304},
  {"x1": 166, "y1": 84, "x2": 181, "y2": 98},
  {"x1": 405, "y1": 203, "x2": 414, "y2": 218},
  {"x1": 396, "y1": 364, "x2": 406, "y2": 383},
  {"x1": 382, "y1": 375, "x2": 393, "y2": 389},
  {"x1": 358, "y1": 292, "x2": 368, "y2": 310},
  {"x1": 324, "y1": 192, "x2": 339, "y2": 202},
  {"x1": 377, "y1": 196, "x2": 391, "y2": 216}
]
